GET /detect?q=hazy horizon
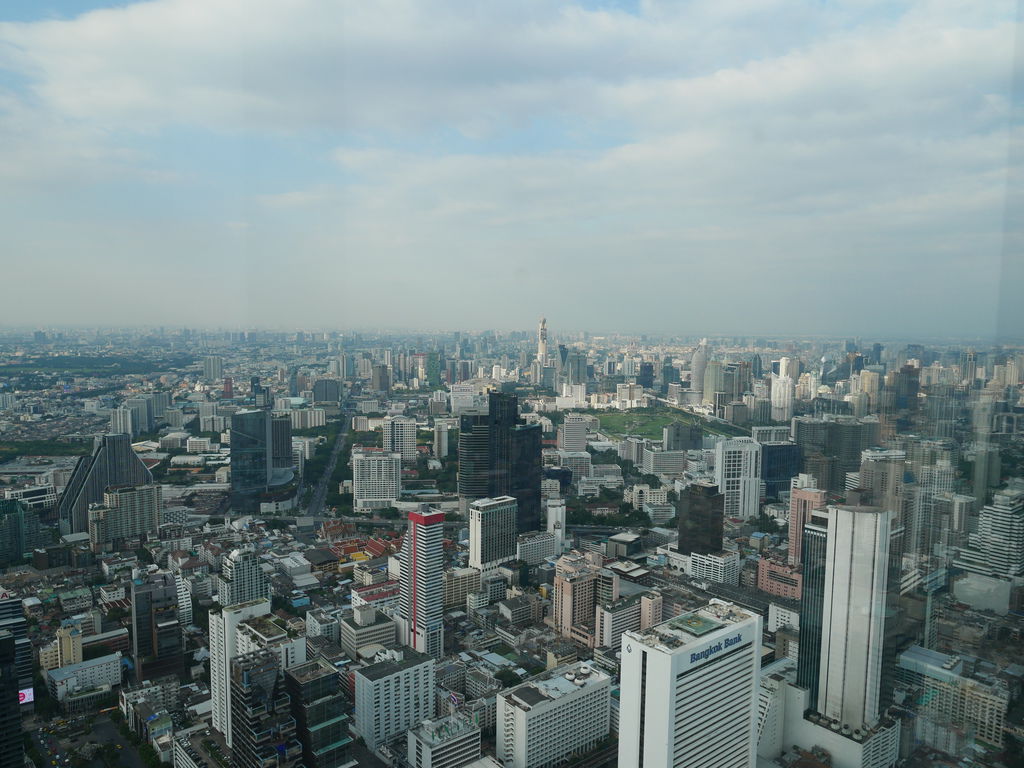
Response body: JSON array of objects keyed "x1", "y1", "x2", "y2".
[{"x1": 1, "y1": 0, "x2": 1020, "y2": 338}]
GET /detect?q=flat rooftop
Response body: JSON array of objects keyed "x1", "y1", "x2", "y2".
[
  {"x1": 631, "y1": 601, "x2": 755, "y2": 651},
  {"x1": 505, "y1": 661, "x2": 609, "y2": 711}
]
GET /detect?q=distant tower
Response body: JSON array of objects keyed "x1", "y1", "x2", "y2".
[
  {"x1": 690, "y1": 339, "x2": 708, "y2": 396},
  {"x1": 537, "y1": 317, "x2": 548, "y2": 363}
]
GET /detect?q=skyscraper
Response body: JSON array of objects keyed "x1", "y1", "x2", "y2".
[
  {"x1": 487, "y1": 392, "x2": 542, "y2": 532},
  {"x1": 131, "y1": 572, "x2": 182, "y2": 681},
  {"x1": 383, "y1": 415, "x2": 418, "y2": 464},
  {"x1": 0, "y1": 499, "x2": 41, "y2": 567},
  {"x1": 230, "y1": 649, "x2": 302, "y2": 768},
  {"x1": 468, "y1": 496, "x2": 517, "y2": 572},
  {"x1": 618, "y1": 601, "x2": 762, "y2": 768},
  {"x1": 217, "y1": 549, "x2": 270, "y2": 607},
  {"x1": 0, "y1": 631, "x2": 24, "y2": 768},
  {"x1": 211, "y1": 599, "x2": 272, "y2": 747},
  {"x1": 87, "y1": 483, "x2": 161, "y2": 552},
  {"x1": 231, "y1": 409, "x2": 273, "y2": 512},
  {"x1": 558, "y1": 412, "x2": 589, "y2": 452},
  {"x1": 203, "y1": 355, "x2": 224, "y2": 381},
  {"x1": 537, "y1": 317, "x2": 548, "y2": 363},
  {"x1": 58, "y1": 433, "x2": 154, "y2": 533},
  {"x1": 399, "y1": 506, "x2": 444, "y2": 658},
  {"x1": 457, "y1": 410, "x2": 490, "y2": 513},
  {"x1": 0, "y1": 594, "x2": 32, "y2": 714},
  {"x1": 675, "y1": 482, "x2": 724, "y2": 556},
  {"x1": 714, "y1": 438, "x2": 762, "y2": 519},
  {"x1": 285, "y1": 659, "x2": 351, "y2": 768},
  {"x1": 787, "y1": 476, "x2": 827, "y2": 565}
]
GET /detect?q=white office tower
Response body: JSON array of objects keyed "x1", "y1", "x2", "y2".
[
  {"x1": 690, "y1": 340, "x2": 708, "y2": 399},
  {"x1": 558, "y1": 413, "x2": 589, "y2": 452},
  {"x1": 433, "y1": 423, "x2": 448, "y2": 459},
  {"x1": 209, "y1": 598, "x2": 271, "y2": 747},
  {"x1": 537, "y1": 317, "x2": 548, "y2": 363},
  {"x1": 216, "y1": 548, "x2": 269, "y2": 607},
  {"x1": 770, "y1": 374, "x2": 795, "y2": 423},
  {"x1": 497, "y1": 661, "x2": 611, "y2": 768},
  {"x1": 351, "y1": 449, "x2": 402, "y2": 511},
  {"x1": 383, "y1": 415, "x2": 418, "y2": 464},
  {"x1": 546, "y1": 498, "x2": 566, "y2": 551},
  {"x1": 818, "y1": 505, "x2": 894, "y2": 731},
  {"x1": 714, "y1": 438, "x2": 762, "y2": 520},
  {"x1": 354, "y1": 648, "x2": 436, "y2": 751},
  {"x1": 618, "y1": 601, "x2": 761, "y2": 768},
  {"x1": 400, "y1": 506, "x2": 445, "y2": 658},
  {"x1": 953, "y1": 486, "x2": 1024, "y2": 613},
  {"x1": 469, "y1": 496, "x2": 517, "y2": 572}
]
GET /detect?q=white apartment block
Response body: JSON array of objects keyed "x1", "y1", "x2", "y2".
[
  {"x1": 354, "y1": 649, "x2": 436, "y2": 751},
  {"x1": 352, "y1": 449, "x2": 402, "y2": 511},
  {"x1": 383, "y1": 415, "x2": 419, "y2": 464},
  {"x1": 715, "y1": 438, "x2": 762, "y2": 519},
  {"x1": 497, "y1": 662, "x2": 611, "y2": 768}
]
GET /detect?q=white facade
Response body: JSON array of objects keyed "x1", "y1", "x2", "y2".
[
  {"x1": 689, "y1": 550, "x2": 741, "y2": 585},
  {"x1": 497, "y1": 662, "x2": 611, "y2": 768},
  {"x1": 618, "y1": 601, "x2": 762, "y2": 768},
  {"x1": 352, "y1": 449, "x2": 403, "y2": 511},
  {"x1": 46, "y1": 652, "x2": 122, "y2": 701},
  {"x1": 546, "y1": 498, "x2": 566, "y2": 551},
  {"x1": 558, "y1": 413, "x2": 589, "y2": 452},
  {"x1": 400, "y1": 507, "x2": 445, "y2": 658},
  {"x1": 354, "y1": 649, "x2": 436, "y2": 751},
  {"x1": 383, "y1": 415, "x2": 418, "y2": 464},
  {"x1": 714, "y1": 438, "x2": 762, "y2": 519},
  {"x1": 469, "y1": 496, "x2": 517, "y2": 572},
  {"x1": 216, "y1": 548, "x2": 269, "y2": 607},
  {"x1": 209, "y1": 598, "x2": 271, "y2": 747},
  {"x1": 818, "y1": 505, "x2": 894, "y2": 731}
]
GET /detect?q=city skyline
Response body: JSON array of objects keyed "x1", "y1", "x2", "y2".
[{"x1": 0, "y1": 0, "x2": 1019, "y2": 336}]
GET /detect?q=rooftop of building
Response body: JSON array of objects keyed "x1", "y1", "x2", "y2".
[
  {"x1": 503, "y1": 661, "x2": 609, "y2": 711},
  {"x1": 286, "y1": 657, "x2": 337, "y2": 684},
  {"x1": 47, "y1": 652, "x2": 121, "y2": 681},
  {"x1": 357, "y1": 648, "x2": 433, "y2": 682},
  {"x1": 409, "y1": 714, "x2": 480, "y2": 746},
  {"x1": 630, "y1": 601, "x2": 754, "y2": 651}
]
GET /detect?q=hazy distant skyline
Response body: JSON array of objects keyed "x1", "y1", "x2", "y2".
[{"x1": 0, "y1": 0, "x2": 1019, "y2": 338}]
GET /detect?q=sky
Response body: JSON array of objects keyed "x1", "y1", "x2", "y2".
[{"x1": 0, "y1": 0, "x2": 1020, "y2": 339}]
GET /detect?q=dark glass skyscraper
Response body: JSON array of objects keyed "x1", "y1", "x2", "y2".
[
  {"x1": 458, "y1": 411, "x2": 490, "y2": 512},
  {"x1": 285, "y1": 658, "x2": 351, "y2": 768},
  {"x1": 796, "y1": 509, "x2": 829, "y2": 712},
  {"x1": 759, "y1": 441, "x2": 803, "y2": 500},
  {"x1": 131, "y1": 573, "x2": 182, "y2": 681},
  {"x1": 486, "y1": 392, "x2": 542, "y2": 532},
  {"x1": 231, "y1": 650, "x2": 302, "y2": 768},
  {"x1": 231, "y1": 409, "x2": 273, "y2": 512},
  {"x1": 0, "y1": 631, "x2": 23, "y2": 768},
  {"x1": 675, "y1": 482, "x2": 724, "y2": 555}
]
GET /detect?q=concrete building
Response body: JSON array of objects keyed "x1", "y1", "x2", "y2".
[
  {"x1": 557, "y1": 413, "x2": 589, "y2": 452},
  {"x1": 595, "y1": 592, "x2": 662, "y2": 651},
  {"x1": 407, "y1": 714, "x2": 481, "y2": 768},
  {"x1": 383, "y1": 416, "x2": 418, "y2": 464},
  {"x1": 46, "y1": 652, "x2": 122, "y2": 701},
  {"x1": 229, "y1": 650, "x2": 302, "y2": 768},
  {"x1": 88, "y1": 484, "x2": 161, "y2": 552},
  {"x1": 352, "y1": 449, "x2": 403, "y2": 512},
  {"x1": 210, "y1": 599, "x2": 272, "y2": 747},
  {"x1": 399, "y1": 507, "x2": 445, "y2": 658},
  {"x1": 497, "y1": 661, "x2": 611, "y2": 768},
  {"x1": 618, "y1": 601, "x2": 761, "y2": 768},
  {"x1": 714, "y1": 438, "x2": 762, "y2": 520},
  {"x1": 339, "y1": 605, "x2": 397, "y2": 660},
  {"x1": 469, "y1": 496, "x2": 517, "y2": 572},
  {"x1": 353, "y1": 649, "x2": 435, "y2": 751},
  {"x1": 217, "y1": 548, "x2": 270, "y2": 607}
]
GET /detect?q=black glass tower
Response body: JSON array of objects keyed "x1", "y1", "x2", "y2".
[
  {"x1": 0, "y1": 631, "x2": 23, "y2": 768},
  {"x1": 675, "y1": 482, "x2": 724, "y2": 555},
  {"x1": 796, "y1": 510, "x2": 829, "y2": 711}
]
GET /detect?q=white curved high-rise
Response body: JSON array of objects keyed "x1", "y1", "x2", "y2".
[{"x1": 690, "y1": 340, "x2": 708, "y2": 395}]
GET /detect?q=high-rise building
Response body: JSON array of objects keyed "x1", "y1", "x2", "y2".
[
  {"x1": 131, "y1": 572, "x2": 182, "y2": 681},
  {"x1": 353, "y1": 649, "x2": 435, "y2": 751},
  {"x1": 759, "y1": 442, "x2": 802, "y2": 500},
  {"x1": 230, "y1": 649, "x2": 302, "y2": 768},
  {"x1": 285, "y1": 658, "x2": 351, "y2": 768},
  {"x1": 231, "y1": 409, "x2": 273, "y2": 512},
  {"x1": 618, "y1": 601, "x2": 762, "y2": 768},
  {"x1": 954, "y1": 487, "x2": 1024, "y2": 580},
  {"x1": 468, "y1": 496, "x2": 517, "y2": 573},
  {"x1": 0, "y1": 499, "x2": 42, "y2": 566},
  {"x1": 399, "y1": 507, "x2": 445, "y2": 658},
  {"x1": 714, "y1": 438, "x2": 762, "y2": 519},
  {"x1": 676, "y1": 482, "x2": 724, "y2": 556},
  {"x1": 217, "y1": 549, "x2": 270, "y2": 607},
  {"x1": 0, "y1": 594, "x2": 32, "y2": 713},
  {"x1": 552, "y1": 552, "x2": 618, "y2": 642},
  {"x1": 271, "y1": 414, "x2": 293, "y2": 469},
  {"x1": 690, "y1": 340, "x2": 708, "y2": 398},
  {"x1": 662, "y1": 421, "x2": 701, "y2": 451},
  {"x1": 211, "y1": 599, "x2": 273, "y2": 747},
  {"x1": 203, "y1": 355, "x2": 224, "y2": 381},
  {"x1": 537, "y1": 317, "x2": 548, "y2": 363},
  {"x1": 125, "y1": 396, "x2": 154, "y2": 434},
  {"x1": 87, "y1": 483, "x2": 161, "y2": 552},
  {"x1": 787, "y1": 477, "x2": 827, "y2": 566},
  {"x1": 433, "y1": 423, "x2": 449, "y2": 459},
  {"x1": 0, "y1": 631, "x2": 24, "y2": 767},
  {"x1": 370, "y1": 363, "x2": 391, "y2": 393},
  {"x1": 407, "y1": 714, "x2": 481, "y2": 768},
  {"x1": 497, "y1": 661, "x2": 611, "y2": 768},
  {"x1": 558, "y1": 412, "x2": 589, "y2": 452},
  {"x1": 383, "y1": 415, "x2": 418, "y2": 464},
  {"x1": 110, "y1": 407, "x2": 134, "y2": 436},
  {"x1": 487, "y1": 392, "x2": 542, "y2": 532},
  {"x1": 351, "y1": 449, "x2": 402, "y2": 512},
  {"x1": 457, "y1": 410, "x2": 490, "y2": 513},
  {"x1": 798, "y1": 505, "x2": 895, "y2": 730},
  {"x1": 58, "y1": 433, "x2": 154, "y2": 533}
]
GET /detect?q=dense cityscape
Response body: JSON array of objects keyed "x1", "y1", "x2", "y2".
[{"x1": 0, "y1": 323, "x2": 1020, "y2": 768}]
